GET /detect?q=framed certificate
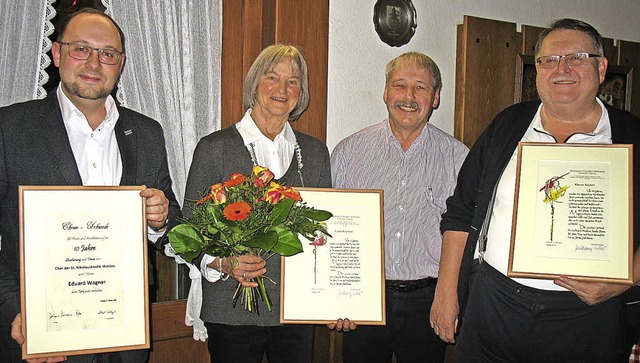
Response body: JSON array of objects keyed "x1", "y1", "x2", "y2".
[
  {"x1": 19, "y1": 186, "x2": 150, "y2": 359},
  {"x1": 508, "y1": 143, "x2": 633, "y2": 284},
  {"x1": 280, "y1": 188, "x2": 385, "y2": 325}
]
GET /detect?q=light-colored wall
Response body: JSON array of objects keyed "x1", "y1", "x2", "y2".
[{"x1": 327, "y1": 1, "x2": 640, "y2": 151}]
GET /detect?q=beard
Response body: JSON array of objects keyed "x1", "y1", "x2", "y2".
[{"x1": 62, "y1": 79, "x2": 113, "y2": 100}]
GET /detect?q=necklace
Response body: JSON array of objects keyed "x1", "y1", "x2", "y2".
[{"x1": 247, "y1": 142, "x2": 304, "y2": 186}]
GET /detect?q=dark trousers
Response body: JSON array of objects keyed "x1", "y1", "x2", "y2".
[
  {"x1": 205, "y1": 323, "x2": 314, "y2": 363},
  {"x1": 69, "y1": 350, "x2": 148, "y2": 363},
  {"x1": 455, "y1": 262, "x2": 625, "y2": 363},
  {"x1": 343, "y1": 283, "x2": 446, "y2": 363}
]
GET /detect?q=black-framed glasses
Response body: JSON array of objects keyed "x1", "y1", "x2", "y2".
[
  {"x1": 536, "y1": 52, "x2": 601, "y2": 69},
  {"x1": 59, "y1": 42, "x2": 123, "y2": 65}
]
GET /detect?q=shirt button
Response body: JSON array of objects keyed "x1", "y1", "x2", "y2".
[
  {"x1": 401, "y1": 180, "x2": 406, "y2": 186},
  {"x1": 399, "y1": 205, "x2": 404, "y2": 211},
  {"x1": 90, "y1": 133, "x2": 94, "y2": 138},
  {"x1": 92, "y1": 163, "x2": 97, "y2": 168},
  {"x1": 395, "y1": 232, "x2": 401, "y2": 238}
]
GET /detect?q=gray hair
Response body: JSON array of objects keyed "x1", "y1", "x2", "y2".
[
  {"x1": 243, "y1": 44, "x2": 310, "y2": 121},
  {"x1": 534, "y1": 18, "x2": 604, "y2": 57},
  {"x1": 385, "y1": 52, "x2": 442, "y2": 91}
]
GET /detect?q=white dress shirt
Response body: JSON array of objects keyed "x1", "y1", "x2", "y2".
[
  {"x1": 58, "y1": 86, "x2": 122, "y2": 185},
  {"x1": 482, "y1": 99, "x2": 612, "y2": 290},
  {"x1": 56, "y1": 86, "x2": 163, "y2": 241}
]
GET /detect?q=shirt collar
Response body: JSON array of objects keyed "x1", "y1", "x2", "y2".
[
  {"x1": 529, "y1": 98, "x2": 611, "y2": 143},
  {"x1": 56, "y1": 84, "x2": 119, "y2": 130},
  {"x1": 384, "y1": 119, "x2": 430, "y2": 148},
  {"x1": 235, "y1": 108, "x2": 297, "y2": 145}
]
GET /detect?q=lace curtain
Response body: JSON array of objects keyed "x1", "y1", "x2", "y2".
[
  {"x1": 103, "y1": 0, "x2": 222, "y2": 204},
  {"x1": 0, "y1": 0, "x2": 55, "y2": 107}
]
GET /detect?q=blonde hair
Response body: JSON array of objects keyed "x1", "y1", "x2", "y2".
[{"x1": 385, "y1": 52, "x2": 442, "y2": 90}]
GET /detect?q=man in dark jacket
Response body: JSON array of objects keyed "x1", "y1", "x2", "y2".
[
  {"x1": 0, "y1": 8, "x2": 179, "y2": 363},
  {"x1": 430, "y1": 18, "x2": 640, "y2": 362}
]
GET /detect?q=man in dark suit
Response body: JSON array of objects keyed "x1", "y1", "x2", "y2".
[{"x1": 0, "y1": 8, "x2": 180, "y2": 363}]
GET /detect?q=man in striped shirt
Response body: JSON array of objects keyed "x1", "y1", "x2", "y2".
[{"x1": 331, "y1": 52, "x2": 468, "y2": 363}]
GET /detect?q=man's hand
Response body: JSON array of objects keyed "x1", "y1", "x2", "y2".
[
  {"x1": 430, "y1": 230, "x2": 468, "y2": 343},
  {"x1": 11, "y1": 314, "x2": 67, "y2": 362},
  {"x1": 140, "y1": 186, "x2": 169, "y2": 231},
  {"x1": 430, "y1": 288, "x2": 459, "y2": 343},
  {"x1": 327, "y1": 318, "x2": 357, "y2": 332},
  {"x1": 554, "y1": 277, "x2": 630, "y2": 305}
]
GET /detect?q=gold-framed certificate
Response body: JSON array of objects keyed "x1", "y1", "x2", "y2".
[
  {"x1": 508, "y1": 143, "x2": 633, "y2": 284},
  {"x1": 281, "y1": 188, "x2": 385, "y2": 325},
  {"x1": 19, "y1": 186, "x2": 150, "y2": 359}
]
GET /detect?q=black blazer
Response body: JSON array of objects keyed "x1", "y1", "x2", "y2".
[{"x1": 0, "y1": 92, "x2": 180, "y2": 341}]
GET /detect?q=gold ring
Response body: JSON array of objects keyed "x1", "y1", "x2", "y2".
[{"x1": 242, "y1": 271, "x2": 247, "y2": 279}]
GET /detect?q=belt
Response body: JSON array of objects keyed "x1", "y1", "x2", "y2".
[{"x1": 386, "y1": 277, "x2": 437, "y2": 293}]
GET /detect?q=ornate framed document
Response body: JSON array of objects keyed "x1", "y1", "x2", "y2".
[
  {"x1": 508, "y1": 143, "x2": 633, "y2": 284},
  {"x1": 19, "y1": 186, "x2": 149, "y2": 359},
  {"x1": 281, "y1": 188, "x2": 385, "y2": 325}
]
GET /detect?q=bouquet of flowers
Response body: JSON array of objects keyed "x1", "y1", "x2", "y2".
[{"x1": 168, "y1": 165, "x2": 332, "y2": 314}]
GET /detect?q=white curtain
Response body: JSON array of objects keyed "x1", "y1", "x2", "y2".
[
  {"x1": 102, "y1": 0, "x2": 222, "y2": 204},
  {"x1": 0, "y1": 0, "x2": 55, "y2": 107}
]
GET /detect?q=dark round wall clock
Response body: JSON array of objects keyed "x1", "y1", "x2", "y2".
[{"x1": 373, "y1": 0, "x2": 417, "y2": 47}]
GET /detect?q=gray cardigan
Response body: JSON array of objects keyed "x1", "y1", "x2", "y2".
[{"x1": 184, "y1": 125, "x2": 331, "y2": 326}]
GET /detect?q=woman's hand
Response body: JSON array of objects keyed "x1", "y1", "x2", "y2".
[{"x1": 209, "y1": 255, "x2": 267, "y2": 287}]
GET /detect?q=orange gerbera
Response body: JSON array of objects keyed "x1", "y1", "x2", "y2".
[
  {"x1": 224, "y1": 173, "x2": 246, "y2": 188},
  {"x1": 223, "y1": 201, "x2": 252, "y2": 221}
]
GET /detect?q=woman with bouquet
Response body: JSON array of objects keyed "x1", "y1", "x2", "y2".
[{"x1": 183, "y1": 44, "x2": 331, "y2": 363}]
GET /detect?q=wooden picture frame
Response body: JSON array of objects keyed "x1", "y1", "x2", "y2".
[
  {"x1": 281, "y1": 188, "x2": 386, "y2": 325},
  {"x1": 19, "y1": 186, "x2": 150, "y2": 359},
  {"x1": 509, "y1": 143, "x2": 633, "y2": 284}
]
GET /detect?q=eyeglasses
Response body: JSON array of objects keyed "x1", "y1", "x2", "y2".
[
  {"x1": 59, "y1": 42, "x2": 123, "y2": 65},
  {"x1": 536, "y1": 52, "x2": 601, "y2": 69}
]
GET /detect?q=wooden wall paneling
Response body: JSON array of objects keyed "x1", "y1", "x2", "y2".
[
  {"x1": 521, "y1": 25, "x2": 544, "y2": 56},
  {"x1": 274, "y1": 0, "x2": 329, "y2": 142},
  {"x1": 152, "y1": 251, "x2": 176, "y2": 302},
  {"x1": 618, "y1": 40, "x2": 640, "y2": 117},
  {"x1": 603, "y1": 38, "x2": 617, "y2": 63},
  {"x1": 454, "y1": 16, "x2": 517, "y2": 147},
  {"x1": 261, "y1": 0, "x2": 276, "y2": 48},
  {"x1": 453, "y1": 23, "x2": 466, "y2": 143},
  {"x1": 221, "y1": 0, "x2": 273, "y2": 128},
  {"x1": 221, "y1": 0, "x2": 247, "y2": 127},
  {"x1": 149, "y1": 300, "x2": 209, "y2": 362}
]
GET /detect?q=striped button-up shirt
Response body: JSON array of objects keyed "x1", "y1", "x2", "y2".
[{"x1": 331, "y1": 120, "x2": 468, "y2": 280}]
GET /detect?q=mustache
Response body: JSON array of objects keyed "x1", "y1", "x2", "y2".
[{"x1": 394, "y1": 100, "x2": 420, "y2": 110}]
